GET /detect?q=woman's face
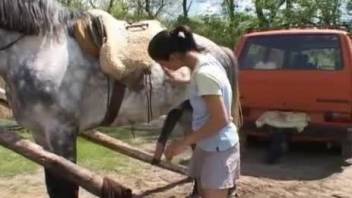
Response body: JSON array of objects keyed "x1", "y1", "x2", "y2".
[
  {"x1": 157, "y1": 60, "x2": 178, "y2": 70},
  {"x1": 157, "y1": 53, "x2": 184, "y2": 71}
]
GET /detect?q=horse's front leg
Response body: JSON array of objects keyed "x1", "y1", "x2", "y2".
[{"x1": 34, "y1": 125, "x2": 79, "y2": 198}]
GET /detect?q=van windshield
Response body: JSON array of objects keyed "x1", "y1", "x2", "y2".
[{"x1": 239, "y1": 34, "x2": 343, "y2": 70}]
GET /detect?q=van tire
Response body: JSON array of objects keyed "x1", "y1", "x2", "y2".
[
  {"x1": 266, "y1": 130, "x2": 287, "y2": 164},
  {"x1": 239, "y1": 131, "x2": 248, "y2": 155},
  {"x1": 342, "y1": 130, "x2": 352, "y2": 164}
]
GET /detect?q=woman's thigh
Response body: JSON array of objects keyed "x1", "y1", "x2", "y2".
[{"x1": 200, "y1": 144, "x2": 240, "y2": 189}]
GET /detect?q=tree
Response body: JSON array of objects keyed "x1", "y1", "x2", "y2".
[
  {"x1": 145, "y1": 0, "x2": 169, "y2": 18},
  {"x1": 182, "y1": 0, "x2": 193, "y2": 20},
  {"x1": 125, "y1": 0, "x2": 170, "y2": 19},
  {"x1": 58, "y1": 0, "x2": 72, "y2": 6},
  {"x1": 107, "y1": 0, "x2": 116, "y2": 13},
  {"x1": 145, "y1": 0, "x2": 152, "y2": 17},
  {"x1": 223, "y1": 0, "x2": 235, "y2": 22},
  {"x1": 254, "y1": 0, "x2": 285, "y2": 28},
  {"x1": 252, "y1": 0, "x2": 345, "y2": 28},
  {"x1": 315, "y1": 0, "x2": 342, "y2": 26},
  {"x1": 57, "y1": 0, "x2": 87, "y2": 9}
]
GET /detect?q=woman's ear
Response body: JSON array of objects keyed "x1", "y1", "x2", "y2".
[
  {"x1": 169, "y1": 53, "x2": 183, "y2": 69},
  {"x1": 169, "y1": 53, "x2": 178, "y2": 61},
  {"x1": 169, "y1": 52, "x2": 184, "y2": 62}
]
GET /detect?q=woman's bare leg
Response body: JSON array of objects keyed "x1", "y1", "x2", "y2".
[{"x1": 202, "y1": 189, "x2": 228, "y2": 198}]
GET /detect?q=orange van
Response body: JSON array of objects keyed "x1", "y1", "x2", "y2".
[{"x1": 235, "y1": 28, "x2": 352, "y2": 161}]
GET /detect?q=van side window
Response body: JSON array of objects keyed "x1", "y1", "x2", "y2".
[
  {"x1": 244, "y1": 44, "x2": 284, "y2": 70},
  {"x1": 239, "y1": 34, "x2": 343, "y2": 71}
]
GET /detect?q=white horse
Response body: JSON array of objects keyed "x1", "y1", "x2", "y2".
[{"x1": 0, "y1": 0, "x2": 239, "y2": 197}]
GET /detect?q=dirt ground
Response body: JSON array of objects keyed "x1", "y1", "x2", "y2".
[{"x1": 0, "y1": 140, "x2": 351, "y2": 198}]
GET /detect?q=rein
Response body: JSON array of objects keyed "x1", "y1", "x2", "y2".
[
  {"x1": 101, "y1": 69, "x2": 153, "y2": 126},
  {"x1": 0, "y1": 34, "x2": 25, "y2": 51},
  {"x1": 101, "y1": 76, "x2": 126, "y2": 126},
  {"x1": 143, "y1": 69, "x2": 153, "y2": 123}
]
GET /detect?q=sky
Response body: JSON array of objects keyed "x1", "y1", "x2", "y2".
[
  {"x1": 189, "y1": 0, "x2": 254, "y2": 16},
  {"x1": 163, "y1": 0, "x2": 254, "y2": 18},
  {"x1": 188, "y1": 0, "x2": 352, "y2": 22}
]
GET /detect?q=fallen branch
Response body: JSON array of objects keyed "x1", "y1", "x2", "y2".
[
  {"x1": 0, "y1": 129, "x2": 132, "y2": 198},
  {"x1": 81, "y1": 130, "x2": 188, "y2": 175}
]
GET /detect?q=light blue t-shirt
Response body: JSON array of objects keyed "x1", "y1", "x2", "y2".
[{"x1": 189, "y1": 53, "x2": 239, "y2": 152}]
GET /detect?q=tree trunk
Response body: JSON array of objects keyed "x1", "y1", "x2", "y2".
[
  {"x1": 154, "y1": 0, "x2": 166, "y2": 18},
  {"x1": 182, "y1": 0, "x2": 189, "y2": 19},
  {"x1": 254, "y1": 0, "x2": 285, "y2": 28},
  {"x1": 254, "y1": 0, "x2": 269, "y2": 27},
  {"x1": 136, "y1": 0, "x2": 144, "y2": 18},
  {"x1": 224, "y1": 0, "x2": 235, "y2": 22},
  {"x1": 107, "y1": 0, "x2": 116, "y2": 13},
  {"x1": 285, "y1": 0, "x2": 292, "y2": 26},
  {"x1": 89, "y1": 0, "x2": 97, "y2": 9},
  {"x1": 66, "y1": 0, "x2": 72, "y2": 6},
  {"x1": 145, "y1": 0, "x2": 153, "y2": 17}
]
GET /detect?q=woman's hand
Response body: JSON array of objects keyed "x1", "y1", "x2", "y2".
[
  {"x1": 164, "y1": 140, "x2": 188, "y2": 161},
  {"x1": 151, "y1": 142, "x2": 165, "y2": 164}
]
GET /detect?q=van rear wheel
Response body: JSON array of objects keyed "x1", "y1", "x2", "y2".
[{"x1": 342, "y1": 130, "x2": 352, "y2": 164}]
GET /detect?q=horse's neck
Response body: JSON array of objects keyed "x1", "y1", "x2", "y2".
[
  {"x1": 0, "y1": 30, "x2": 23, "y2": 75},
  {"x1": 0, "y1": 29, "x2": 21, "y2": 43},
  {"x1": 0, "y1": 29, "x2": 68, "y2": 72},
  {"x1": 0, "y1": 29, "x2": 108, "y2": 132}
]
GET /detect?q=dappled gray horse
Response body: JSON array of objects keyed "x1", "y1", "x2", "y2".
[{"x1": 0, "y1": 0, "x2": 239, "y2": 197}]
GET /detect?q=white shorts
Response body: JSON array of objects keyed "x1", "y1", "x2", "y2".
[{"x1": 188, "y1": 143, "x2": 240, "y2": 189}]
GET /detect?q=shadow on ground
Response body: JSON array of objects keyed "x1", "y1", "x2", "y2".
[{"x1": 241, "y1": 138, "x2": 344, "y2": 181}]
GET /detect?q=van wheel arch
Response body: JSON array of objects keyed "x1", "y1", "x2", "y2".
[{"x1": 342, "y1": 130, "x2": 352, "y2": 164}]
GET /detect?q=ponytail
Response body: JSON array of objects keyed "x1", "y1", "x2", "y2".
[
  {"x1": 148, "y1": 25, "x2": 203, "y2": 61},
  {"x1": 169, "y1": 26, "x2": 198, "y2": 53}
]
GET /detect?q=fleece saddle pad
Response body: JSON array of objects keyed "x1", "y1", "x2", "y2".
[{"x1": 73, "y1": 9, "x2": 165, "y2": 80}]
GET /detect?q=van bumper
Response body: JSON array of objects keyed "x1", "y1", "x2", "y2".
[{"x1": 242, "y1": 122, "x2": 347, "y2": 143}]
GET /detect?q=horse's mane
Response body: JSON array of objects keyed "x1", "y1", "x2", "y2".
[{"x1": 0, "y1": 0, "x2": 84, "y2": 35}]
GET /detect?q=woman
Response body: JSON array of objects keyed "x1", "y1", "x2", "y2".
[{"x1": 148, "y1": 25, "x2": 240, "y2": 198}]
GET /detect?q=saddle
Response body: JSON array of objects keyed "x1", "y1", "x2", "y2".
[
  {"x1": 73, "y1": 9, "x2": 165, "y2": 80},
  {"x1": 74, "y1": 10, "x2": 161, "y2": 125}
]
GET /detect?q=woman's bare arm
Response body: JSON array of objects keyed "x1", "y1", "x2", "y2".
[
  {"x1": 163, "y1": 66, "x2": 191, "y2": 84},
  {"x1": 183, "y1": 95, "x2": 230, "y2": 146}
]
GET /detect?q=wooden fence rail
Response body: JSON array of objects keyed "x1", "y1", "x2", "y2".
[
  {"x1": 0, "y1": 128, "x2": 132, "y2": 198},
  {"x1": 81, "y1": 130, "x2": 188, "y2": 175}
]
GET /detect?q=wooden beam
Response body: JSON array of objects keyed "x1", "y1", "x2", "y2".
[
  {"x1": 0, "y1": 129, "x2": 132, "y2": 198},
  {"x1": 81, "y1": 130, "x2": 188, "y2": 175}
]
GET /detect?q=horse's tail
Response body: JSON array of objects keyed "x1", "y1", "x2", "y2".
[{"x1": 221, "y1": 47, "x2": 243, "y2": 129}]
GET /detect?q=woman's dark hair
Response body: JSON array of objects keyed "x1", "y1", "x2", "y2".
[{"x1": 148, "y1": 25, "x2": 203, "y2": 61}]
